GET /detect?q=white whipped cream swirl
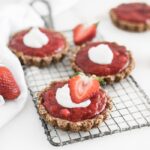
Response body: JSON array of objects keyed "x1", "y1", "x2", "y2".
[
  {"x1": 88, "y1": 44, "x2": 113, "y2": 64},
  {"x1": 23, "y1": 27, "x2": 49, "y2": 48}
]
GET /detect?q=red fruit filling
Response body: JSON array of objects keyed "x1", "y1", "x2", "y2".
[
  {"x1": 8, "y1": 28, "x2": 67, "y2": 57},
  {"x1": 112, "y1": 3, "x2": 150, "y2": 23},
  {"x1": 75, "y1": 42, "x2": 129, "y2": 76},
  {"x1": 42, "y1": 81, "x2": 107, "y2": 122}
]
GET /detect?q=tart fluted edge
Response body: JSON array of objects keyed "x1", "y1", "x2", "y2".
[
  {"x1": 71, "y1": 44, "x2": 135, "y2": 84},
  {"x1": 37, "y1": 82, "x2": 113, "y2": 132},
  {"x1": 9, "y1": 32, "x2": 69, "y2": 67},
  {"x1": 110, "y1": 10, "x2": 150, "y2": 32}
]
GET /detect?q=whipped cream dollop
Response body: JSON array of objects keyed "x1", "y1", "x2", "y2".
[
  {"x1": 23, "y1": 27, "x2": 49, "y2": 48},
  {"x1": 0, "y1": 95, "x2": 5, "y2": 106},
  {"x1": 56, "y1": 84, "x2": 91, "y2": 108},
  {"x1": 88, "y1": 44, "x2": 113, "y2": 64}
]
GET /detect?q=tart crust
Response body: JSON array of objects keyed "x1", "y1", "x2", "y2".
[
  {"x1": 71, "y1": 44, "x2": 135, "y2": 84},
  {"x1": 37, "y1": 81, "x2": 113, "y2": 132},
  {"x1": 110, "y1": 10, "x2": 150, "y2": 32},
  {"x1": 9, "y1": 32, "x2": 69, "y2": 67}
]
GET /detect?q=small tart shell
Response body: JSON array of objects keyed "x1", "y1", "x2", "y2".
[
  {"x1": 71, "y1": 44, "x2": 135, "y2": 84},
  {"x1": 9, "y1": 31, "x2": 69, "y2": 67},
  {"x1": 37, "y1": 81, "x2": 113, "y2": 132},
  {"x1": 110, "y1": 10, "x2": 150, "y2": 32}
]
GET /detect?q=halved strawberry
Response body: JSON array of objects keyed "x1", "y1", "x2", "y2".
[
  {"x1": 0, "y1": 66, "x2": 20, "y2": 100},
  {"x1": 73, "y1": 23, "x2": 97, "y2": 45},
  {"x1": 68, "y1": 75, "x2": 99, "y2": 104}
]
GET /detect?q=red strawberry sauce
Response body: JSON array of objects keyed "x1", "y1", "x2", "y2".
[
  {"x1": 42, "y1": 81, "x2": 107, "y2": 122},
  {"x1": 112, "y1": 3, "x2": 150, "y2": 23},
  {"x1": 75, "y1": 42, "x2": 129, "y2": 76},
  {"x1": 8, "y1": 28, "x2": 67, "y2": 57}
]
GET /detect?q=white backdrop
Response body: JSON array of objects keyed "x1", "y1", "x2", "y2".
[{"x1": 1, "y1": 0, "x2": 150, "y2": 150}]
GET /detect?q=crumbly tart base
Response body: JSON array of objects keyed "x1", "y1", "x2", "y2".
[
  {"x1": 9, "y1": 33, "x2": 69, "y2": 67},
  {"x1": 110, "y1": 10, "x2": 150, "y2": 32},
  {"x1": 37, "y1": 82, "x2": 113, "y2": 132},
  {"x1": 71, "y1": 45, "x2": 135, "y2": 84}
]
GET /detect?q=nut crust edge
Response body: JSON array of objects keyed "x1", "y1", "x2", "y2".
[
  {"x1": 37, "y1": 82, "x2": 113, "y2": 132},
  {"x1": 110, "y1": 10, "x2": 150, "y2": 32},
  {"x1": 71, "y1": 44, "x2": 135, "y2": 84},
  {"x1": 9, "y1": 32, "x2": 69, "y2": 67}
]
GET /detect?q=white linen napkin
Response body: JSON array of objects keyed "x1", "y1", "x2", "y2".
[
  {"x1": 0, "y1": 3, "x2": 44, "y2": 128},
  {"x1": 0, "y1": 47, "x2": 28, "y2": 128}
]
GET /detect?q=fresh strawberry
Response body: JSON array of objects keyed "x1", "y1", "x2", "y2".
[
  {"x1": 68, "y1": 75, "x2": 99, "y2": 103},
  {"x1": 73, "y1": 23, "x2": 97, "y2": 45},
  {"x1": 0, "y1": 66, "x2": 20, "y2": 100}
]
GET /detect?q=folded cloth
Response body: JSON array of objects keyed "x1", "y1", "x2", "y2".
[
  {"x1": 0, "y1": 3, "x2": 44, "y2": 128},
  {"x1": 0, "y1": 47, "x2": 28, "y2": 128}
]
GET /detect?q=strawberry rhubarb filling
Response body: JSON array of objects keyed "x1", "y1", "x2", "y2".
[
  {"x1": 112, "y1": 3, "x2": 150, "y2": 24},
  {"x1": 8, "y1": 27, "x2": 67, "y2": 57},
  {"x1": 75, "y1": 42, "x2": 129, "y2": 76},
  {"x1": 41, "y1": 75, "x2": 108, "y2": 122}
]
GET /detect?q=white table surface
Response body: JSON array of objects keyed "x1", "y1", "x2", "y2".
[{"x1": 1, "y1": 0, "x2": 150, "y2": 149}]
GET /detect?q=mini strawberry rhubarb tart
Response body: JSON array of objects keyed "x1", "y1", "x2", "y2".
[
  {"x1": 37, "y1": 74, "x2": 112, "y2": 132},
  {"x1": 0, "y1": 66, "x2": 20, "y2": 106},
  {"x1": 72, "y1": 42, "x2": 135, "y2": 84},
  {"x1": 8, "y1": 27, "x2": 69, "y2": 67},
  {"x1": 110, "y1": 3, "x2": 150, "y2": 32}
]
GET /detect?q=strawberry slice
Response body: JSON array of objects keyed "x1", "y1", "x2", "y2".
[
  {"x1": 68, "y1": 75, "x2": 99, "y2": 103},
  {"x1": 0, "y1": 66, "x2": 20, "y2": 100},
  {"x1": 73, "y1": 23, "x2": 97, "y2": 45}
]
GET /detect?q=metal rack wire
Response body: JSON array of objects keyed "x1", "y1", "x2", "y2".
[{"x1": 24, "y1": 48, "x2": 150, "y2": 146}]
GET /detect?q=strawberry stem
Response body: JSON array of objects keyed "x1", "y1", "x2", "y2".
[
  {"x1": 95, "y1": 76, "x2": 106, "y2": 86},
  {"x1": 72, "y1": 72, "x2": 83, "y2": 77}
]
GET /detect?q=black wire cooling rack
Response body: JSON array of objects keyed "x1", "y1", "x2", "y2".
[{"x1": 23, "y1": 0, "x2": 150, "y2": 146}]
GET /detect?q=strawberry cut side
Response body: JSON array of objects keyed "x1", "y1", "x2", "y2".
[
  {"x1": 68, "y1": 75, "x2": 100, "y2": 104},
  {"x1": 0, "y1": 66, "x2": 20, "y2": 100},
  {"x1": 73, "y1": 24, "x2": 97, "y2": 45}
]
